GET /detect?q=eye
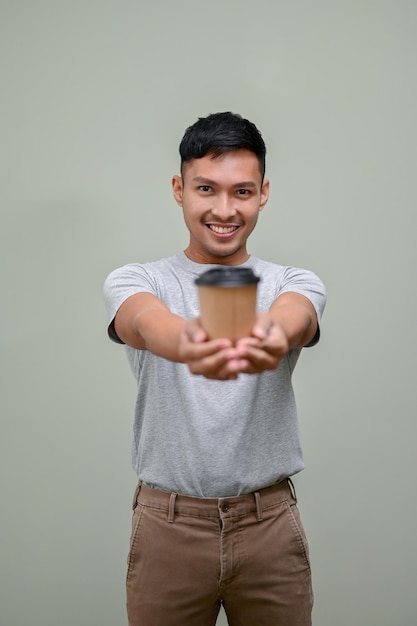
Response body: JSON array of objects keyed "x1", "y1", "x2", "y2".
[
  {"x1": 199, "y1": 185, "x2": 212, "y2": 192},
  {"x1": 236, "y1": 188, "x2": 250, "y2": 196}
]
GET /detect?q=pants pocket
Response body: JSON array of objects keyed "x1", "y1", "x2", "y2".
[
  {"x1": 285, "y1": 500, "x2": 311, "y2": 570},
  {"x1": 126, "y1": 500, "x2": 145, "y2": 583}
]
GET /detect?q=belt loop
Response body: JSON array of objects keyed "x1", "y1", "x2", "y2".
[
  {"x1": 167, "y1": 492, "x2": 177, "y2": 523},
  {"x1": 254, "y1": 491, "x2": 263, "y2": 522},
  {"x1": 287, "y1": 477, "x2": 297, "y2": 503}
]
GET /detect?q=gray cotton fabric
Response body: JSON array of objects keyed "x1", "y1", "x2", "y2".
[{"x1": 103, "y1": 252, "x2": 326, "y2": 497}]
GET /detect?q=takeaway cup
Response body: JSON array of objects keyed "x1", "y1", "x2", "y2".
[{"x1": 195, "y1": 266, "x2": 260, "y2": 343}]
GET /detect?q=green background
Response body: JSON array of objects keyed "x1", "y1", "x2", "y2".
[{"x1": 1, "y1": 1, "x2": 416, "y2": 624}]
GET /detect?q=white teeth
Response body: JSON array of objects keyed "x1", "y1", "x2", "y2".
[{"x1": 209, "y1": 225, "x2": 238, "y2": 234}]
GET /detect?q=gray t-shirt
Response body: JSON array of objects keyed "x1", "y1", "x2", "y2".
[{"x1": 103, "y1": 252, "x2": 326, "y2": 497}]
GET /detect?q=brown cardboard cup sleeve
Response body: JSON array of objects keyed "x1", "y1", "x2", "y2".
[{"x1": 195, "y1": 267, "x2": 260, "y2": 343}]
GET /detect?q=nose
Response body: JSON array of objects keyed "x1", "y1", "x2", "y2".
[{"x1": 211, "y1": 193, "x2": 236, "y2": 220}]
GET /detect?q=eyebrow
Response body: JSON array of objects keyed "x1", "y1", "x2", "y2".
[{"x1": 192, "y1": 177, "x2": 258, "y2": 188}]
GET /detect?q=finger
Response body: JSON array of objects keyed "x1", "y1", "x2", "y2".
[
  {"x1": 184, "y1": 317, "x2": 208, "y2": 342},
  {"x1": 236, "y1": 345, "x2": 281, "y2": 373},
  {"x1": 186, "y1": 338, "x2": 233, "y2": 360},
  {"x1": 188, "y1": 349, "x2": 241, "y2": 379},
  {"x1": 251, "y1": 312, "x2": 272, "y2": 340}
]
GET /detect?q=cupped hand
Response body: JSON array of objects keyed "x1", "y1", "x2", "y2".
[
  {"x1": 179, "y1": 318, "x2": 250, "y2": 380},
  {"x1": 178, "y1": 314, "x2": 291, "y2": 379},
  {"x1": 234, "y1": 312, "x2": 290, "y2": 374}
]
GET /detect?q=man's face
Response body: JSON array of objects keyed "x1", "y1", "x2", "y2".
[{"x1": 172, "y1": 149, "x2": 269, "y2": 265}]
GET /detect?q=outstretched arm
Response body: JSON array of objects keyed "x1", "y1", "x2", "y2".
[
  {"x1": 113, "y1": 290, "x2": 318, "y2": 379},
  {"x1": 113, "y1": 292, "x2": 241, "y2": 378},
  {"x1": 233, "y1": 291, "x2": 319, "y2": 374}
]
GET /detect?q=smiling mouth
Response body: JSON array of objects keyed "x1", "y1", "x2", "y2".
[{"x1": 206, "y1": 224, "x2": 239, "y2": 235}]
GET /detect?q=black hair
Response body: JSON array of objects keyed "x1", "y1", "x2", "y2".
[{"x1": 179, "y1": 112, "x2": 266, "y2": 178}]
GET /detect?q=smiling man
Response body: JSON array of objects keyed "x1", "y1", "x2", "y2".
[
  {"x1": 172, "y1": 147, "x2": 269, "y2": 265},
  {"x1": 103, "y1": 112, "x2": 326, "y2": 625}
]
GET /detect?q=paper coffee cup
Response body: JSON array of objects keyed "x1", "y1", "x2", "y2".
[{"x1": 195, "y1": 267, "x2": 260, "y2": 343}]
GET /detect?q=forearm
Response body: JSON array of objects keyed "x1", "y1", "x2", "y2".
[
  {"x1": 113, "y1": 292, "x2": 187, "y2": 360},
  {"x1": 268, "y1": 292, "x2": 317, "y2": 349},
  {"x1": 133, "y1": 307, "x2": 187, "y2": 362},
  {"x1": 114, "y1": 292, "x2": 236, "y2": 377}
]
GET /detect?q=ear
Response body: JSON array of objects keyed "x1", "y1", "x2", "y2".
[
  {"x1": 259, "y1": 178, "x2": 270, "y2": 211},
  {"x1": 172, "y1": 175, "x2": 183, "y2": 206}
]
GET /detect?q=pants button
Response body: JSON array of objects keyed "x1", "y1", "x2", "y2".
[{"x1": 221, "y1": 503, "x2": 230, "y2": 513}]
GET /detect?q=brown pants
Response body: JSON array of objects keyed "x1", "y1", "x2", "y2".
[{"x1": 127, "y1": 480, "x2": 313, "y2": 626}]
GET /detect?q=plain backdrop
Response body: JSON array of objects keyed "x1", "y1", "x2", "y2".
[{"x1": 1, "y1": 1, "x2": 416, "y2": 625}]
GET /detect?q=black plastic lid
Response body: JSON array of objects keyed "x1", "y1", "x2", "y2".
[{"x1": 195, "y1": 266, "x2": 260, "y2": 287}]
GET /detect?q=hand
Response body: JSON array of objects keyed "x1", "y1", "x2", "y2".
[
  {"x1": 234, "y1": 312, "x2": 290, "y2": 374},
  {"x1": 178, "y1": 318, "x2": 251, "y2": 380}
]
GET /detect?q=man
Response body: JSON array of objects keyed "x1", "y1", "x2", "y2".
[{"x1": 103, "y1": 112, "x2": 326, "y2": 625}]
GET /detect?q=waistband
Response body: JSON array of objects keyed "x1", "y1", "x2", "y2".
[{"x1": 134, "y1": 479, "x2": 296, "y2": 523}]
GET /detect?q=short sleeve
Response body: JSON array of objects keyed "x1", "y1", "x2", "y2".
[
  {"x1": 279, "y1": 266, "x2": 327, "y2": 347},
  {"x1": 103, "y1": 264, "x2": 158, "y2": 343}
]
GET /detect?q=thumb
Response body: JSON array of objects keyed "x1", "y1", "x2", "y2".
[
  {"x1": 252, "y1": 312, "x2": 271, "y2": 340},
  {"x1": 186, "y1": 317, "x2": 207, "y2": 342}
]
